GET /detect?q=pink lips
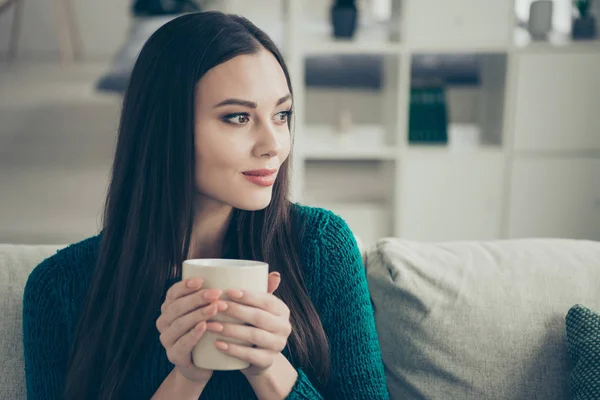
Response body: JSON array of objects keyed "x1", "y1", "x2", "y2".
[{"x1": 242, "y1": 169, "x2": 277, "y2": 187}]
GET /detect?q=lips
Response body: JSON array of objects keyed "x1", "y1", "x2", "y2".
[
  {"x1": 242, "y1": 169, "x2": 277, "y2": 187},
  {"x1": 242, "y1": 169, "x2": 277, "y2": 177}
]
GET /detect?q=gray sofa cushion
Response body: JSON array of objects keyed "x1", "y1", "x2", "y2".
[
  {"x1": 366, "y1": 238, "x2": 600, "y2": 400},
  {"x1": 0, "y1": 244, "x2": 63, "y2": 400}
]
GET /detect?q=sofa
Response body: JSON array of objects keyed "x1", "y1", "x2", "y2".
[{"x1": 2, "y1": 238, "x2": 600, "y2": 399}]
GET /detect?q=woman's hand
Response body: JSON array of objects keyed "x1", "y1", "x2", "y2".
[
  {"x1": 205, "y1": 272, "x2": 291, "y2": 378},
  {"x1": 156, "y1": 278, "x2": 228, "y2": 384}
]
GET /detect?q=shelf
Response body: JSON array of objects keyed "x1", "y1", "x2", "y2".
[
  {"x1": 512, "y1": 28, "x2": 600, "y2": 53},
  {"x1": 409, "y1": 53, "x2": 507, "y2": 148},
  {"x1": 300, "y1": 125, "x2": 397, "y2": 161},
  {"x1": 408, "y1": 45, "x2": 510, "y2": 54},
  {"x1": 406, "y1": 124, "x2": 505, "y2": 154},
  {"x1": 303, "y1": 149, "x2": 396, "y2": 161},
  {"x1": 304, "y1": 159, "x2": 393, "y2": 204},
  {"x1": 300, "y1": 21, "x2": 403, "y2": 55},
  {"x1": 404, "y1": 145, "x2": 504, "y2": 157}
]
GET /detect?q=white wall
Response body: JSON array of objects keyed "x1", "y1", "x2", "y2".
[
  {"x1": 0, "y1": 0, "x2": 129, "y2": 60},
  {"x1": 0, "y1": 0, "x2": 284, "y2": 60}
]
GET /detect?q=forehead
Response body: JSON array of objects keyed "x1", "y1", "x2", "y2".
[{"x1": 196, "y1": 49, "x2": 290, "y2": 104}]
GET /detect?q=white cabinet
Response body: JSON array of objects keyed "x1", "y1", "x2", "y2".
[
  {"x1": 405, "y1": 0, "x2": 513, "y2": 50},
  {"x1": 399, "y1": 150, "x2": 505, "y2": 241},
  {"x1": 282, "y1": 0, "x2": 600, "y2": 243},
  {"x1": 508, "y1": 157, "x2": 600, "y2": 239},
  {"x1": 512, "y1": 53, "x2": 600, "y2": 152}
]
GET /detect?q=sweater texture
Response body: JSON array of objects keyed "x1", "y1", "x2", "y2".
[{"x1": 22, "y1": 205, "x2": 389, "y2": 399}]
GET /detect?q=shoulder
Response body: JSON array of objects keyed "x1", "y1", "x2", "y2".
[
  {"x1": 290, "y1": 204, "x2": 368, "y2": 305},
  {"x1": 291, "y1": 203, "x2": 360, "y2": 253},
  {"x1": 24, "y1": 235, "x2": 102, "y2": 303},
  {"x1": 290, "y1": 203, "x2": 363, "y2": 268}
]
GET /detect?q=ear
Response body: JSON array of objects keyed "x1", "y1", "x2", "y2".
[{"x1": 267, "y1": 272, "x2": 281, "y2": 294}]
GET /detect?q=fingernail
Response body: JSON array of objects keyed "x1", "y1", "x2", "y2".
[
  {"x1": 195, "y1": 321, "x2": 206, "y2": 332},
  {"x1": 215, "y1": 341, "x2": 228, "y2": 351},
  {"x1": 203, "y1": 290, "x2": 222, "y2": 300},
  {"x1": 227, "y1": 289, "x2": 243, "y2": 299},
  {"x1": 217, "y1": 301, "x2": 228, "y2": 311},
  {"x1": 207, "y1": 322, "x2": 224, "y2": 332},
  {"x1": 187, "y1": 278, "x2": 202, "y2": 289},
  {"x1": 272, "y1": 272, "x2": 281, "y2": 278}
]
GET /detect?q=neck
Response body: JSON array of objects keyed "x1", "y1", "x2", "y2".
[{"x1": 188, "y1": 196, "x2": 233, "y2": 259}]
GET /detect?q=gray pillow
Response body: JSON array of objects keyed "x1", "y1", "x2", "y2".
[
  {"x1": 0, "y1": 244, "x2": 64, "y2": 400},
  {"x1": 366, "y1": 238, "x2": 600, "y2": 400}
]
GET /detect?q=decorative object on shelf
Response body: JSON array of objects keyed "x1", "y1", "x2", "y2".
[
  {"x1": 572, "y1": 0, "x2": 597, "y2": 40},
  {"x1": 448, "y1": 123, "x2": 482, "y2": 150},
  {"x1": 409, "y1": 79, "x2": 448, "y2": 145},
  {"x1": 331, "y1": 0, "x2": 358, "y2": 39},
  {"x1": 132, "y1": 0, "x2": 200, "y2": 16},
  {"x1": 336, "y1": 109, "x2": 354, "y2": 136},
  {"x1": 358, "y1": 0, "x2": 391, "y2": 23},
  {"x1": 528, "y1": 1, "x2": 554, "y2": 40}
]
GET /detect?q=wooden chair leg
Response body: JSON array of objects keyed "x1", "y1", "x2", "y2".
[
  {"x1": 62, "y1": 0, "x2": 83, "y2": 60},
  {"x1": 8, "y1": 0, "x2": 25, "y2": 61},
  {"x1": 53, "y1": 0, "x2": 74, "y2": 64}
]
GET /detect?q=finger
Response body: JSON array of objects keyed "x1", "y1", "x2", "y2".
[
  {"x1": 215, "y1": 341, "x2": 274, "y2": 369},
  {"x1": 224, "y1": 288, "x2": 289, "y2": 317},
  {"x1": 165, "y1": 278, "x2": 204, "y2": 303},
  {"x1": 221, "y1": 301, "x2": 290, "y2": 335},
  {"x1": 160, "y1": 301, "x2": 228, "y2": 348},
  {"x1": 267, "y1": 272, "x2": 281, "y2": 294},
  {"x1": 166, "y1": 321, "x2": 207, "y2": 367},
  {"x1": 206, "y1": 322, "x2": 286, "y2": 352},
  {"x1": 159, "y1": 288, "x2": 223, "y2": 328}
]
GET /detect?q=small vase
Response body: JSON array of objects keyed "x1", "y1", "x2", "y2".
[
  {"x1": 572, "y1": 15, "x2": 597, "y2": 40},
  {"x1": 528, "y1": 1, "x2": 553, "y2": 40},
  {"x1": 331, "y1": 5, "x2": 358, "y2": 39}
]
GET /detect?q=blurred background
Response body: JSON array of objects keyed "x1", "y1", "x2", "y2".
[{"x1": 0, "y1": 0, "x2": 599, "y2": 246}]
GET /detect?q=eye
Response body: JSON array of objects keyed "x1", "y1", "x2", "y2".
[
  {"x1": 222, "y1": 113, "x2": 250, "y2": 125},
  {"x1": 275, "y1": 110, "x2": 293, "y2": 123}
]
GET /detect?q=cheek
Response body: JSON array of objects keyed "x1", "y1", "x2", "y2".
[
  {"x1": 196, "y1": 121, "x2": 247, "y2": 166},
  {"x1": 194, "y1": 123, "x2": 247, "y2": 189},
  {"x1": 280, "y1": 130, "x2": 292, "y2": 160}
]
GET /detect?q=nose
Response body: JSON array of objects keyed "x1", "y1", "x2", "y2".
[{"x1": 252, "y1": 121, "x2": 282, "y2": 158}]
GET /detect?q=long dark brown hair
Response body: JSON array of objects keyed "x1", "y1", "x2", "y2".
[{"x1": 64, "y1": 12, "x2": 329, "y2": 399}]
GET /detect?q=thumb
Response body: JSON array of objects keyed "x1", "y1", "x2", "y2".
[{"x1": 267, "y1": 272, "x2": 281, "y2": 294}]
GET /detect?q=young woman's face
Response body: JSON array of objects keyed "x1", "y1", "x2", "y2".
[{"x1": 194, "y1": 49, "x2": 292, "y2": 211}]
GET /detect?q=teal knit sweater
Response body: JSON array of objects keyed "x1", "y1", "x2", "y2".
[{"x1": 22, "y1": 206, "x2": 389, "y2": 399}]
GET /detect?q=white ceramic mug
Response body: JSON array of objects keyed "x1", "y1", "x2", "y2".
[{"x1": 182, "y1": 259, "x2": 269, "y2": 370}]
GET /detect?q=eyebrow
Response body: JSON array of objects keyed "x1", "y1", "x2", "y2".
[{"x1": 213, "y1": 94, "x2": 292, "y2": 109}]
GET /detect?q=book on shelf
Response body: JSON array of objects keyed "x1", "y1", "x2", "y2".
[{"x1": 409, "y1": 79, "x2": 449, "y2": 144}]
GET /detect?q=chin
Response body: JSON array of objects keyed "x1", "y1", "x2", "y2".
[{"x1": 231, "y1": 191, "x2": 273, "y2": 211}]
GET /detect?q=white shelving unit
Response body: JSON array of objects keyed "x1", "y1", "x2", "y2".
[{"x1": 282, "y1": 0, "x2": 600, "y2": 245}]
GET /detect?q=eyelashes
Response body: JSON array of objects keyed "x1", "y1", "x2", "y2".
[
  {"x1": 221, "y1": 109, "x2": 293, "y2": 126},
  {"x1": 222, "y1": 113, "x2": 250, "y2": 125},
  {"x1": 276, "y1": 110, "x2": 293, "y2": 122}
]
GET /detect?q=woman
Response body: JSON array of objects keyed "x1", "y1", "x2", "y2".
[{"x1": 22, "y1": 12, "x2": 389, "y2": 400}]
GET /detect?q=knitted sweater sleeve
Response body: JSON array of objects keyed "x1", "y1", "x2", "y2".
[
  {"x1": 287, "y1": 210, "x2": 390, "y2": 399},
  {"x1": 22, "y1": 258, "x2": 69, "y2": 400}
]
